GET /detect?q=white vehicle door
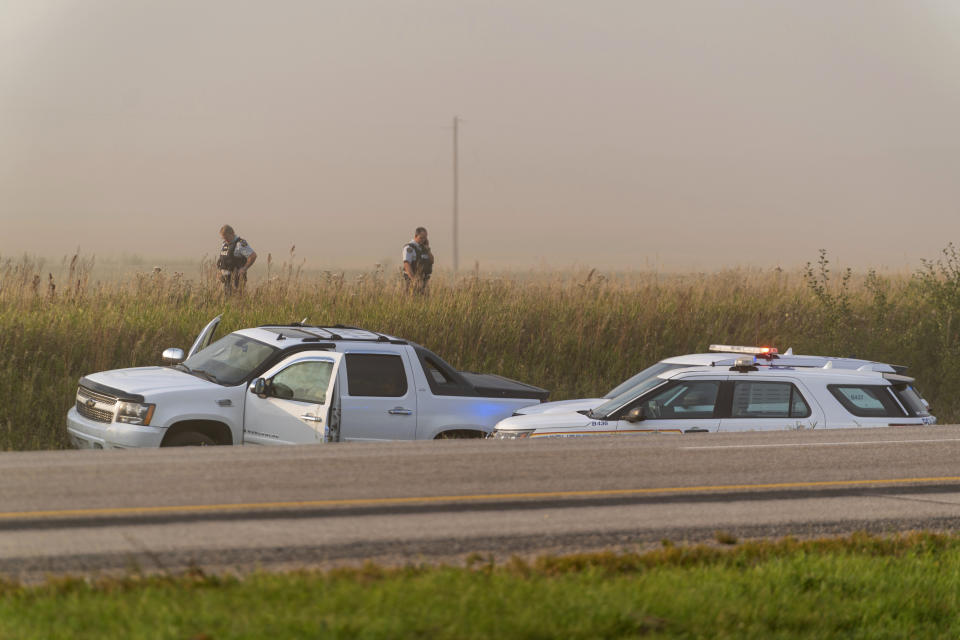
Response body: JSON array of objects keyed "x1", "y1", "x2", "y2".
[
  {"x1": 187, "y1": 315, "x2": 222, "y2": 358},
  {"x1": 719, "y1": 378, "x2": 825, "y2": 432},
  {"x1": 338, "y1": 351, "x2": 418, "y2": 441},
  {"x1": 616, "y1": 377, "x2": 725, "y2": 434},
  {"x1": 243, "y1": 352, "x2": 343, "y2": 445}
]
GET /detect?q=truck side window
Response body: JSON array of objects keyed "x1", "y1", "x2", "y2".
[
  {"x1": 271, "y1": 361, "x2": 333, "y2": 404},
  {"x1": 413, "y1": 348, "x2": 468, "y2": 396},
  {"x1": 345, "y1": 354, "x2": 408, "y2": 397},
  {"x1": 424, "y1": 357, "x2": 453, "y2": 385}
]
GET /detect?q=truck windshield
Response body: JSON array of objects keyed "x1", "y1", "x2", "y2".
[{"x1": 180, "y1": 334, "x2": 278, "y2": 386}]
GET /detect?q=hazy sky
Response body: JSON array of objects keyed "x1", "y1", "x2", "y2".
[{"x1": 2, "y1": 1, "x2": 959, "y2": 271}]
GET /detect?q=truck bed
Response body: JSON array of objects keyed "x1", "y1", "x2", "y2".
[{"x1": 459, "y1": 372, "x2": 550, "y2": 401}]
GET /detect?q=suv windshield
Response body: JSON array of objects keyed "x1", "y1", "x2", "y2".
[
  {"x1": 592, "y1": 374, "x2": 672, "y2": 418},
  {"x1": 603, "y1": 362, "x2": 689, "y2": 398},
  {"x1": 180, "y1": 334, "x2": 278, "y2": 386}
]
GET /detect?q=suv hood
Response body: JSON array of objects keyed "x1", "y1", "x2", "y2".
[
  {"x1": 82, "y1": 367, "x2": 218, "y2": 398},
  {"x1": 513, "y1": 398, "x2": 604, "y2": 415},
  {"x1": 495, "y1": 411, "x2": 597, "y2": 432}
]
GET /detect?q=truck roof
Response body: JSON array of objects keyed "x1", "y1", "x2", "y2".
[{"x1": 236, "y1": 324, "x2": 408, "y2": 347}]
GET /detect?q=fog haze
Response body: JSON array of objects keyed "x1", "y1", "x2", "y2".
[{"x1": 2, "y1": 1, "x2": 959, "y2": 271}]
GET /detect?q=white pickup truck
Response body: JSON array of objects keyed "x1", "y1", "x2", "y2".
[{"x1": 67, "y1": 317, "x2": 548, "y2": 448}]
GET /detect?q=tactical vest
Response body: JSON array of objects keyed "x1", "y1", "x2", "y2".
[
  {"x1": 217, "y1": 238, "x2": 246, "y2": 271},
  {"x1": 405, "y1": 242, "x2": 433, "y2": 280}
]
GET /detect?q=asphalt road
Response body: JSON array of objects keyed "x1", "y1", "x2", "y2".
[{"x1": 4, "y1": 425, "x2": 960, "y2": 581}]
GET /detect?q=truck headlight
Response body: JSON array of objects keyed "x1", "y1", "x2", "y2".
[
  {"x1": 116, "y1": 402, "x2": 156, "y2": 426},
  {"x1": 490, "y1": 429, "x2": 535, "y2": 440}
]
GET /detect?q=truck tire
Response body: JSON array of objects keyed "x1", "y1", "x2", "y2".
[
  {"x1": 435, "y1": 429, "x2": 484, "y2": 439},
  {"x1": 164, "y1": 431, "x2": 217, "y2": 447}
]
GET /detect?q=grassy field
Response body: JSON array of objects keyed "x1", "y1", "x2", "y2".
[
  {"x1": 3, "y1": 248, "x2": 960, "y2": 450},
  {"x1": 1, "y1": 532, "x2": 958, "y2": 639}
]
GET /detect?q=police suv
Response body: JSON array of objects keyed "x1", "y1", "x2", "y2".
[
  {"x1": 513, "y1": 345, "x2": 910, "y2": 416},
  {"x1": 490, "y1": 348, "x2": 934, "y2": 439},
  {"x1": 67, "y1": 317, "x2": 548, "y2": 448}
]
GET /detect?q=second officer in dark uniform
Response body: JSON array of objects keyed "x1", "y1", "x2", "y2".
[{"x1": 218, "y1": 224, "x2": 257, "y2": 295}]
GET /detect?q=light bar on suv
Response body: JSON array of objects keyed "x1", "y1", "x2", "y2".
[{"x1": 709, "y1": 344, "x2": 778, "y2": 357}]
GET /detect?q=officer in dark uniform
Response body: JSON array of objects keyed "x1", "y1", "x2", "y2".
[
  {"x1": 217, "y1": 224, "x2": 257, "y2": 295},
  {"x1": 402, "y1": 226, "x2": 434, "y2": 295}
]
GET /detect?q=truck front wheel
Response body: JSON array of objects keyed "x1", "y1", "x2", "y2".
[{"x1": 163, "y1": 431, "x2": 217, "y2": 447}]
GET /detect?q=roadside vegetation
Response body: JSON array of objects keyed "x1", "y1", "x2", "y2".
[
  {"x1": 1, "y1": 531, "x2": 959, "y2": 638},
  {"x1": 2, "y1": 247, "x2": 960, "y2": 450}
]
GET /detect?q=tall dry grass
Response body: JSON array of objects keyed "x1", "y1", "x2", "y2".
[{"x1": 1, "y1": 248, "x2": 958, "y2": 450}]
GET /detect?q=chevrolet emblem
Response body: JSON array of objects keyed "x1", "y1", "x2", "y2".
[{"x1": 85, "y1": 398, "x2": 96, "y2": 408}]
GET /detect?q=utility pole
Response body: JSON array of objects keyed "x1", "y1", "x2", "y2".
[{"x1": 452, "y1": 115, "x2": 459, "y2": 274}]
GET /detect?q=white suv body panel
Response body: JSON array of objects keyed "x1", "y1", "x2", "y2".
[
  {"x1": 514, "y1": 352, "x2": 904, "y2": 417},
  {"x1": 492, "y1": 365, "x2": 934, "y2": 439}
]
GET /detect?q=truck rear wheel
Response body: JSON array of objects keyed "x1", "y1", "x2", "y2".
[{"x1": 163, "y1": 431, "x2": 217, "y2": 447}]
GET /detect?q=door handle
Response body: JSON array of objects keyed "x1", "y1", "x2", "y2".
[
  {"x1": 388, "y1": 407, "x2": 413, "y2": 415},
  {"x1": 300, "y1": 414, "x2": 323, "y2": 422}
]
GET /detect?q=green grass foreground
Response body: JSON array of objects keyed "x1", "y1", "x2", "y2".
[
  {"x1": 3, "y1": 247, "x2": 960, "y2": 450},
  {"x1": 2, "y1": 532, "x2": 959, "y2": 639}
]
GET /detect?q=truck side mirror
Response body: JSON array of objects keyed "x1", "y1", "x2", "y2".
[
  {"x1": 252, "y1": 378, "x2": 268, "y2": 397},
  {"x1": 162, "y1": 348, "x2": 185, "y2": 364},
  {"x1": 625, "y1": 406, "x2": 646, "y2": 423}
]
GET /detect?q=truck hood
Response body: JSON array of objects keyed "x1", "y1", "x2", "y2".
[
  {"x1": 513, "y1": 398, "x2": 604, "y2": 415},
  {"x1": 495, "y1": 411, "x2": 597, "y2": 433},
  {"x1": 81, "y1": 367, "x2": 218, "y2": 400}
]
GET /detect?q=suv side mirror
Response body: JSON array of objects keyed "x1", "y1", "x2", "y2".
[
  {"x1": 252, "y1": 378, "x2": 268, "y2": 397},
  {"x1": 162, "y1": 348, "x2": 185, "y2": 364},
  {"x1": 625, "y1": 407, "x2": 646, "y2": 423}
]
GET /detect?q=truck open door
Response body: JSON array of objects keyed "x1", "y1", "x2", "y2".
[
  {"x1": 187, "y1": 315, "x2": 222, "y2": 359},
  {"x1": 243, "y1": 352, "x2": 343, "y2": 445}
]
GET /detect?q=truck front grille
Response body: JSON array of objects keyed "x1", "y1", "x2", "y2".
[{"x1": 76, "y1": 386, "x2": 117, "y2": 423}]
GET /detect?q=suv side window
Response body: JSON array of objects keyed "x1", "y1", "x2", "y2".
[
  {"x1": 731, "y1": 382, "x2": 811, "y2": 418},
  {"x1": 635, "y1": 380, "x2": 720, "y2": 420},
  {"x1": 271, "y1": 361, "x2": 334, "y2": 404},
  {"x1": 828, "y1": 384, "x2": 905, "y2": 418},
  {"x1": 345, "y1": 354, "x2": 408, "y2": 397}
]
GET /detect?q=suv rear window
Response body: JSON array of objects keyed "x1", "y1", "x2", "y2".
[
  {"x1": 891, "y1": 384, "x2": 930, "y2": 417},
  {"x1": 828, "y1": 385, "x2": 905, "y2": 418},
  {"x1": 345, "y1": 354, "x2": 408, "y2": 397}
]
